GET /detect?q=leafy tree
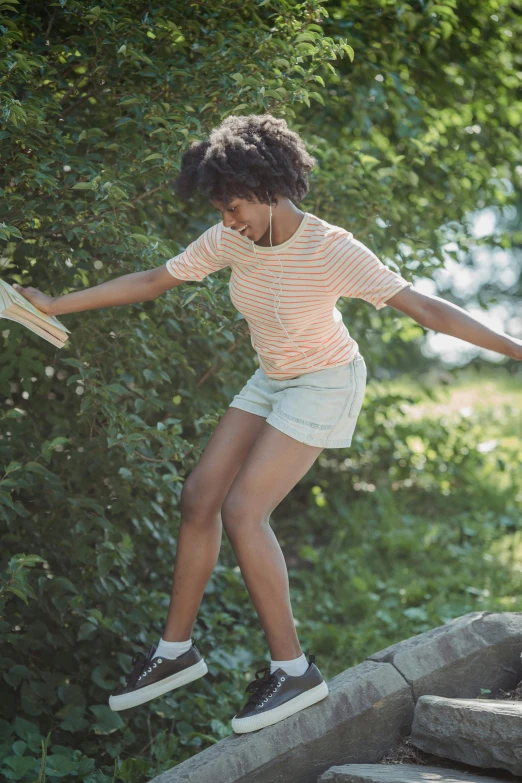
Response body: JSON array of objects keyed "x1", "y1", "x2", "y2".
[{"x1": 1, "y1": 0, "x2": 520, "y2": 780}]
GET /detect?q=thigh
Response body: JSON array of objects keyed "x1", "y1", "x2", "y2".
[
  {"x1": 221, "y1": 421, "x2": 323, "y2": 523},
  {"x1": 181, "y1": 407, "x2": 267, "y2": 514}
]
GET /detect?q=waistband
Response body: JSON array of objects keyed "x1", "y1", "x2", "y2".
[{"x1": 259, "y1": 352, "x2": 365, "y2": 386}]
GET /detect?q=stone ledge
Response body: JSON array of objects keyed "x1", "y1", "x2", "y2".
[
  {"x1": 368, "y1": 612, "x2": 522, "y2": 701},
  {"x1": 410, "y1": 694, "x2": 522, "y2": 776},
  {"x1": 148, "y1": 611, "x2": 522, "y2": 783},
  {"x1": 317, "y1": 763, "x2": 506, "y2": 783},
  {"x1": 149, "y1": 661, "x2": 411, "y2": 783}
]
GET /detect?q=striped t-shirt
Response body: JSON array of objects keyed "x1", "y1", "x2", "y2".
[{"x1": 165, "y1": 211, "x2": 412, "y2": 379}]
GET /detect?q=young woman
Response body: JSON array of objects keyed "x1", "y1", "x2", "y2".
[{"x1": 15, "y1": 114, "x2": 522, "y2": 734}]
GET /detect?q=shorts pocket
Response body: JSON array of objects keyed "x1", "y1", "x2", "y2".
[
  {"x1": 274, "y1": 371, "x2": 355, "y2": 431},
  {"x1": 346, "y1": 358, "x2": 367, "y2": 418}
]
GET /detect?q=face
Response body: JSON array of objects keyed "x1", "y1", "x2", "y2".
[{"x1": 210, "y1": 195, "x2": 272, "y2": 241}]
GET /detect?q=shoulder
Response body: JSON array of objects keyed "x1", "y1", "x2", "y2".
[
  {"x1": 190, "y1": 220, "x2": 224, "y2": 256},
  {"x1": 306, "y1": 212, "x2": 354, "y2": 246}
]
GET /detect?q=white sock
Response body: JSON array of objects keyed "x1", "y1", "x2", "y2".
[
  {"x1": 270, "y1": 653, "x2": 308, "y2": 677},
  {"x1": 153, "y1": 637, "x2": 192, "y2": 660}
]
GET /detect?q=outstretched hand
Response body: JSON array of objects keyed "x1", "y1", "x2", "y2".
[{"x1": 12, "y1": 284, "x2": 56, "y2": 316}]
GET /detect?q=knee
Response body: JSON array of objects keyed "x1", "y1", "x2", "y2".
[
  {"x1": 179, "y1": 475, "x2": 221, "y2": 526},
  {"x1": 221, "y1": 492, "x2": 268, "y2": 536}
]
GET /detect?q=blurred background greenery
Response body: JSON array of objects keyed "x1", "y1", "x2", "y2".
[{"x1": 1, "y1": 0, "x2": 521, "y2": 781}]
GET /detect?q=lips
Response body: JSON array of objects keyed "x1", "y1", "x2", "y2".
[{"x1": 238, "y1": 225, "x2": 248, "y2": 235}]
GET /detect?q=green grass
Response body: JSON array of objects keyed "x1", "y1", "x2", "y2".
[{"x1": 277, "y1": 365, "x2": 522, "y2": 682}]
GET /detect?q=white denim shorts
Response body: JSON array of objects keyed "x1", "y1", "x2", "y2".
[{"x1": 228, "y1": 353, "x2": 367, "y2": 448}]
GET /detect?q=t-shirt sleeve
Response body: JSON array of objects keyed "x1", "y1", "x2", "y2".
[
  {"x1": 330, "y1": 233, "x2": 412, "y2": 310},
  {"x1": 165, "y1": 221, "x2": 228, "y2": 282}
]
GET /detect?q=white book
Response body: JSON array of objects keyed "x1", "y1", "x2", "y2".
[{"x1": 0, "y1": 279, "x2": 70, "y2": 348}]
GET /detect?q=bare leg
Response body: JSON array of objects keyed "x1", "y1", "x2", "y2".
[
  {"x1": 221, "y1": 423, "x2": 323, "y2": 660},
  {"x1": 162, "y1": 407, "x2": 266, "y2": 641}
]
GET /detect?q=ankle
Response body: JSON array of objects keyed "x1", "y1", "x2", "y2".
[
  {"x1": 162, "y1": 633, "x2": 193, "y2": 643},
  {"x1": 153, "y1": 637, "x2": 192, "y2": 660},
  {"x1": 270, "y1": 652, "x2": 308, "y2": 677}
]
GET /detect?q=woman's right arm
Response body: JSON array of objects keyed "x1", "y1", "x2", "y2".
[{"x1": 13, "y1": 265, "x2": 183, "y2": 316}]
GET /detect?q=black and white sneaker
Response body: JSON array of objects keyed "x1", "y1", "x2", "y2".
[
  {"x1": 231, "y1": 654, "x2": 329, "y2": 733},
  {"x1": 109, "y1": 642, "x2": 208, "y2": 711}
]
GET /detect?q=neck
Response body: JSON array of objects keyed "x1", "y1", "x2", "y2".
[{"x1": 255, "y1": 203, "x2": 305, "y2": 247}]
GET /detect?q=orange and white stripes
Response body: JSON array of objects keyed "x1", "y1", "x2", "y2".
[{"x1": 166, "y1": 212, "x2": 412, "y2": 379}]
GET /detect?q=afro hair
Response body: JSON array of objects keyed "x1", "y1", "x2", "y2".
[{"x1": 173, "y1": 113, "x2": 316, "y2": 207}]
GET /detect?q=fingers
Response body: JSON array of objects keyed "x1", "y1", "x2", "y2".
[
  {"x1": 13, "y1": 284, "x2": 30, "y2": 296},
  {"x1": 13, "y1": 284, "x2": 43, "y2": 303}
]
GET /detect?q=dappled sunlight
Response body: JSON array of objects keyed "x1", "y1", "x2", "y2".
[
  {"x1": 397, "y1": 378, "x2": 522, "y2": 421},
  {"x1": 488, "y1": 531, "x2": 522, "y2": 572}
]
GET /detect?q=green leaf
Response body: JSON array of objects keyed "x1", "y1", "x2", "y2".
[
  {"x1": 60, "y1": 358, "x2": 85, "y2": 368},
  {"x1": 0, "y1": 492, "x2": 15, "y2": 509},
  {"x1": 2, "y1": 756, "x2": 38, "y2": 779},
  {"x1": 13, "y1": 717, "x2": 40, "y2": 741},
  {"x1": 52, "y1": 576, "x2": 78, "y2": 593},
  {"x1": 10, "y1": 554, "x2": 44, "y2": 567},
  {"x1": 24, "y1": 462, "x2": 57, "y2": 478},
  {"x1": 97, "y1": 552, "x2": 114, "y2": 578},
  {"x1": 118, "y1": 96, "x2": 141, "y2": 106},
  {"x1": 45, "y1": 754, "x2": 81, "y2": 777},
  {"x1": 91, "y1": 664, "x2": 118, "y2": 690},
  {"x1": 89, "y1": 705, "x2": 125, "y2": 735},
  {"x1": 181, "y1": 289, "x2": 199, "y2": 307},
  {"x1": 341, "y1": 44, "x2": 354, "y2": 61},
  {"x1": 309, "y1": 91, "x2": 325, "y2": 106},
  {"x1": 76, "y1": 618, "x2": 95, "y2": 641},
  {"x1": 59, "y1": 706, "x2": 89, "y2": 733},
  {"x1": 114, "y1": 117, "x2": 134, "y2": 127},
  {"x1": 4, "y1": 665, "x2": 33, "y2": 688},
  {"x1": 295, "y1": 32, "x2": 319, "y2": 43},
  {"x1": 57, "y1": 683, "x2": 87, "y2": 708},
  {"x1": 5, "y1": 586, "x2": 29, "y2": 604},
  {"x1": 295, "y1": 42, "x2": 316, "y2": 56},
  {"x1": 5, "y1": 225, "x2": 22, "y2": 238},
  {"x1": 71, "y1": 182, "x2": 94, "y2": 190}
]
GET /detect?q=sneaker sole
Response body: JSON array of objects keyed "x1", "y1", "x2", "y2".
[
  {"x1": 109, "y1": 658, "x2": 208, "y2": 711},
  {"x1": 231, "y1": 679, "x2": 329, "y2": 733}
]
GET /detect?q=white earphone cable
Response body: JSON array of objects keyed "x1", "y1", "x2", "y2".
[{"x1": 250, "y1": 201, "x2": 319, "y2": 372}]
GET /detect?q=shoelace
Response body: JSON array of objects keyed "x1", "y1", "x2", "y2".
[
  {"x1": 125, "y1": 645, "x2": 155, "y2": 689},
  {"x1": 243, "y1": 654, "x2": 316, "y2": 706},
  {"x1": 244, "y1": 666, "x2": 281, "y2": 706}
]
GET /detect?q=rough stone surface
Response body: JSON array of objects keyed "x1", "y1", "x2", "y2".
[
  {"x1": 316, "y1": 763, "x2": 505, "y2": 783},
  {"x1": 410, "y1": 694, "x2": 522, "y2": 776},
  {"x1": 148, "y1": 611, "x2": 522, "y2": 783},
  {"x1": 150, "y1": 662, "x2": 412, "y2": 783},
  {"x1": 368, "y1": 612, "x2": 522, "y2": 701}
]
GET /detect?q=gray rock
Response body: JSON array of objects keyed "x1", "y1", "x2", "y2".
[
  {"x1": 410, "y1": 694, "x2": 522, "y2": 776},
  {"x1": 368, "y1": 612, "x2": 522, "y2": 701},
  {"x1": 317, "y1": 763, "x2": 504, "y2": 782},
  {"x1": 149, "y1": 661, "x2": 412, "y2": 783},
  {"x1": 147, "y1": 612, "x2": 522, "y2": 783}
]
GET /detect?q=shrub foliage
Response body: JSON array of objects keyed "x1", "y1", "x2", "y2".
[{"x1": 1, "y1": 0, "x2": 521, "y2": 780}]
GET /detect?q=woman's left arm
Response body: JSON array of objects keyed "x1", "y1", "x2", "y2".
[{"x1": 384, "y1": 287, "x2": 522, "y2": 361}]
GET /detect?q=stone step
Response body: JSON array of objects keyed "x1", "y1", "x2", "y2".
[
  {"x1": 410, "y1": 694, "x2": 522, "y2": 776},
  {"x1": 146, "y1": 613, "x2": 522, "y2": 783},
  {"x1": 317, "y1": 763, "x2": 506, "y2": 783}
]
